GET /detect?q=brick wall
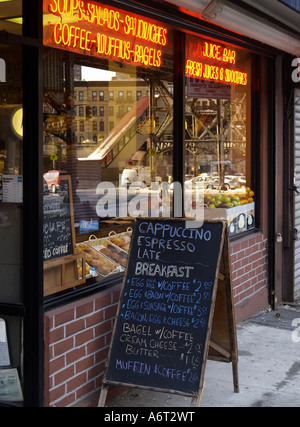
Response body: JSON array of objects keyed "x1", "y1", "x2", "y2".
[
  {"x1": 44, "y1": 232, "x2": 269, "y2": 407},
  {"x1": 44, "y1": 283, "x2": 122, "y2": 407},
  {"x1": 230, "y1": 232, "x2": 269, "y2": 322}
]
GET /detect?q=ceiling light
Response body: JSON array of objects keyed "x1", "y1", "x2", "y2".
[{"x1": 5, "y1": 17, "x2": 22, "y2": 25}]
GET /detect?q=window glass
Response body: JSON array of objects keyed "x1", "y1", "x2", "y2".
[
  {"x1": 0, "y1": 44, "x2": 23, "y2": 302},
  {"x1": 0, "y1": 0, "x2": 22, "y2": 35},
  {"x1": 184, "y1": 34, "x2": 255, "y2": 236},
  {"x1": 43, "y1": 0, "x2": 174, "y2": 296},
  {"x1": 0, "y1": 42, "x2": 23, "y2": 403}
]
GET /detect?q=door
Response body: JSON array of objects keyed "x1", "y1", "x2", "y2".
[{"x1": 294, "y1": 89, "x2": 300, "y2": 301}]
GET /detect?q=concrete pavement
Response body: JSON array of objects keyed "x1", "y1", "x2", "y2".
[{"x1": 107, "y1": 304, "x2": 300, "y2": 407}]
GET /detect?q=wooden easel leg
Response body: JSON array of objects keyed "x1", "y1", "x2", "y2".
[
  {"x1": 190, "y1": 382, "x2": 205, "y2": 407},
  {"x1": 232, "y1": 357, "x2": 239, "y2": 393},
  {"x1": 98, "y1": 384, "x2": 109, "y2": 407}
]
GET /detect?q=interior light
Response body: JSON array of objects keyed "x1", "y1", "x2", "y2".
[{"x1": 5, "y1": 17, "x2": 22, "y2": 25}]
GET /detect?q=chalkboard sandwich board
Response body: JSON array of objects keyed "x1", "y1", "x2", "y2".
[
  {"x1": 100, "y1": 218, "x2": 228, "y2": 405},
  {"x1": 43, "y1": 175, "x2": 86, "y2": 296}
]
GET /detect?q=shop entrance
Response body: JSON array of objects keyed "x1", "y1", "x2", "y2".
[
  {"x1": 293, "y1": 89, "x2": 300, "y2": 301},
  {"x1": 283, "y1": 87, "x2": 300, "y2": 304}
]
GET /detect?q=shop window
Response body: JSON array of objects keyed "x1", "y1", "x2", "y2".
[
  {"x1": 42, "y1": 0, "x2": 174, "y2": 297},
  {"x1": 184, "y1": 35, "x2": 255, "y2": 237},
  {"x1": 0, "y1": 42, "x2": 23, "y2": 403},
  {"x1": 0, "y1": 0, "x2": 22, "y2": 35}
]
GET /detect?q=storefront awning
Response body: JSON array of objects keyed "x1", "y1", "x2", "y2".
[{"x1": 165, "y1": 0, "x2": 300, "y2": 56}]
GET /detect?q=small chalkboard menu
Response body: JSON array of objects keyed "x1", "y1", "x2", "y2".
[
  {"x1": 102, "y1": 218, "x2": 226, "y2": 399},
  {"x1": 43, "y1": 175, "x2": 75, "y2": 262}
]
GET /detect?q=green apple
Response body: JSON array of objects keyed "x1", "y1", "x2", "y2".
[{"x1": 222, "y1": 195, "x2": 232, "y2": 203}]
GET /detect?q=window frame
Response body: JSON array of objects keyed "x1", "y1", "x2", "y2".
[{"x1": 41, "y1": 0, "x2": 266, "y2": 307}]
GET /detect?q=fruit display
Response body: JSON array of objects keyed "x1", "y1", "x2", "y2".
[
  {"x1": 204, "y1": 186, "x2": 255, "y2": 209},
  {"x1": 201, "y1": 185, "x2": 255, "y2": 236}
]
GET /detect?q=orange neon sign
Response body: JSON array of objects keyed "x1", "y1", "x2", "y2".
[
  {"x1": 186, "y1": 40, "x2": 248, "y2": 86},
  {"x1": 43, "y1": 0, "x2": 168, "y2": 68}
]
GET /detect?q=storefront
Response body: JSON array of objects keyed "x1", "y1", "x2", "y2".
[{"x1": 0, "y1": 0, "x2": 299, "y2": 407}]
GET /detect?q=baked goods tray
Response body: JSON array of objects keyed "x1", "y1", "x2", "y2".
[
  {"x1": 87, "y1": 235, "x2": 128, "y2": 269},
  {"x1": 77, "y1": 259, "x2": 98, "y2": 280},
  {"x1": 75, "y1": 242, "x2": 123, "y2": 277},
  {"x1": 106, "y1": 227, "x2": 133, "y2": 252}
]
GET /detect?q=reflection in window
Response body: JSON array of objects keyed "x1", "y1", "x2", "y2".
[
  {"x1": 0, "y1": 58, "x2": 6, "y2": 82},
  {"x1": 42, "y1": 36, "x2": 174, "y2": 294},
  {"x1": 184, "y1": 34, "x2": 253, "y2": 218}
]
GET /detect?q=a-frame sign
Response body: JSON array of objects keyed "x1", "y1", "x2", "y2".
[{"x1": 98, "y1": 219, "x2": 238, "y2": 407}]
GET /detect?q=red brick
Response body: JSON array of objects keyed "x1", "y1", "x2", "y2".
[
  {"x1": 54, "y1": 365, "x2": 75, "y2": 387},
  {"x1": 66, "y1": 318, "x2": 85, "y2": 337},
  {"x1": 67, "y1": 372, "x2": 86, "y2": 393},
  {"x1": 105, "y1": 304, "x2": 118, "y2": 320},
  {"x1": 95, "y1": 347, "x2": 109, "y2": 364},
  {"x1": 49, "y1": 384, "x2": 65, "y2": 404},
  {"x1": 94, "y1": 320, "x2": 112, "y2": 337},
  {"x1": 87, "y1": 336, "x2": 105, "y2": 354},
  {"x1": 76, "y1": 354, "x2": 94, "y2": 374},
  {"x1": 75, "y1": 381, "x2": 95, "y2": 401},
  {"x1": 54, "y1": 393, "x2": 76, "y2": 407},
  {"x1": 76, "y1": 302, "x2": 94, "y2": 319},
  {"x1": 95, "y1": 294, "x2": 111, "y2": 310},
  {"x1": 75, "y1": 328, "x2": 94, "y2": 347},
  {"x1": 88, "y1": 362, "x2": 105, "y2": 381},
  {"x1": 55, "y1": 309, "x2": 75, "y2": 327},
  {"x1": 66, "y1": 346, "x2": 86, "y2": 365},
  {"x1": 49, "y1": 326, "x2": 65, "y2": 343},
  {"x1": 241, "y1": 240, "x2": 249, "y2": 250},
  {"x1": 49, "y1": 355, "x2": 65, "y2": 375},
  {"x1": 113, "y1": 291, "x2": 121, "y2": 304},
  {"x1": 86, "y1": 311, "x2": 103, "y2": 328},
  {"x1": 54, "y1": 337, "x2": 73, "y2": 357}
]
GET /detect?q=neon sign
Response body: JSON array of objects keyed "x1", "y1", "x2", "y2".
[
  {"x1": 43, "y1": 0, "x2": 168, "y2": 68},
  {"x1": 186, "y1": 40, "x2": 248, "y2": 86}
]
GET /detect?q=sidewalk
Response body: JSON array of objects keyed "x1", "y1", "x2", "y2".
[{"x1": 107, "y1": 305, "x2": 300, "y2": 407}]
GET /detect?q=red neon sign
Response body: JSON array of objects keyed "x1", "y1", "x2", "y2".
[
  {"x1": 186, "y1": 40, "x2": 248, "y2": 86},
  {"x1": 43, "y1": 0, "x2": 168, "y2": 68}
]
